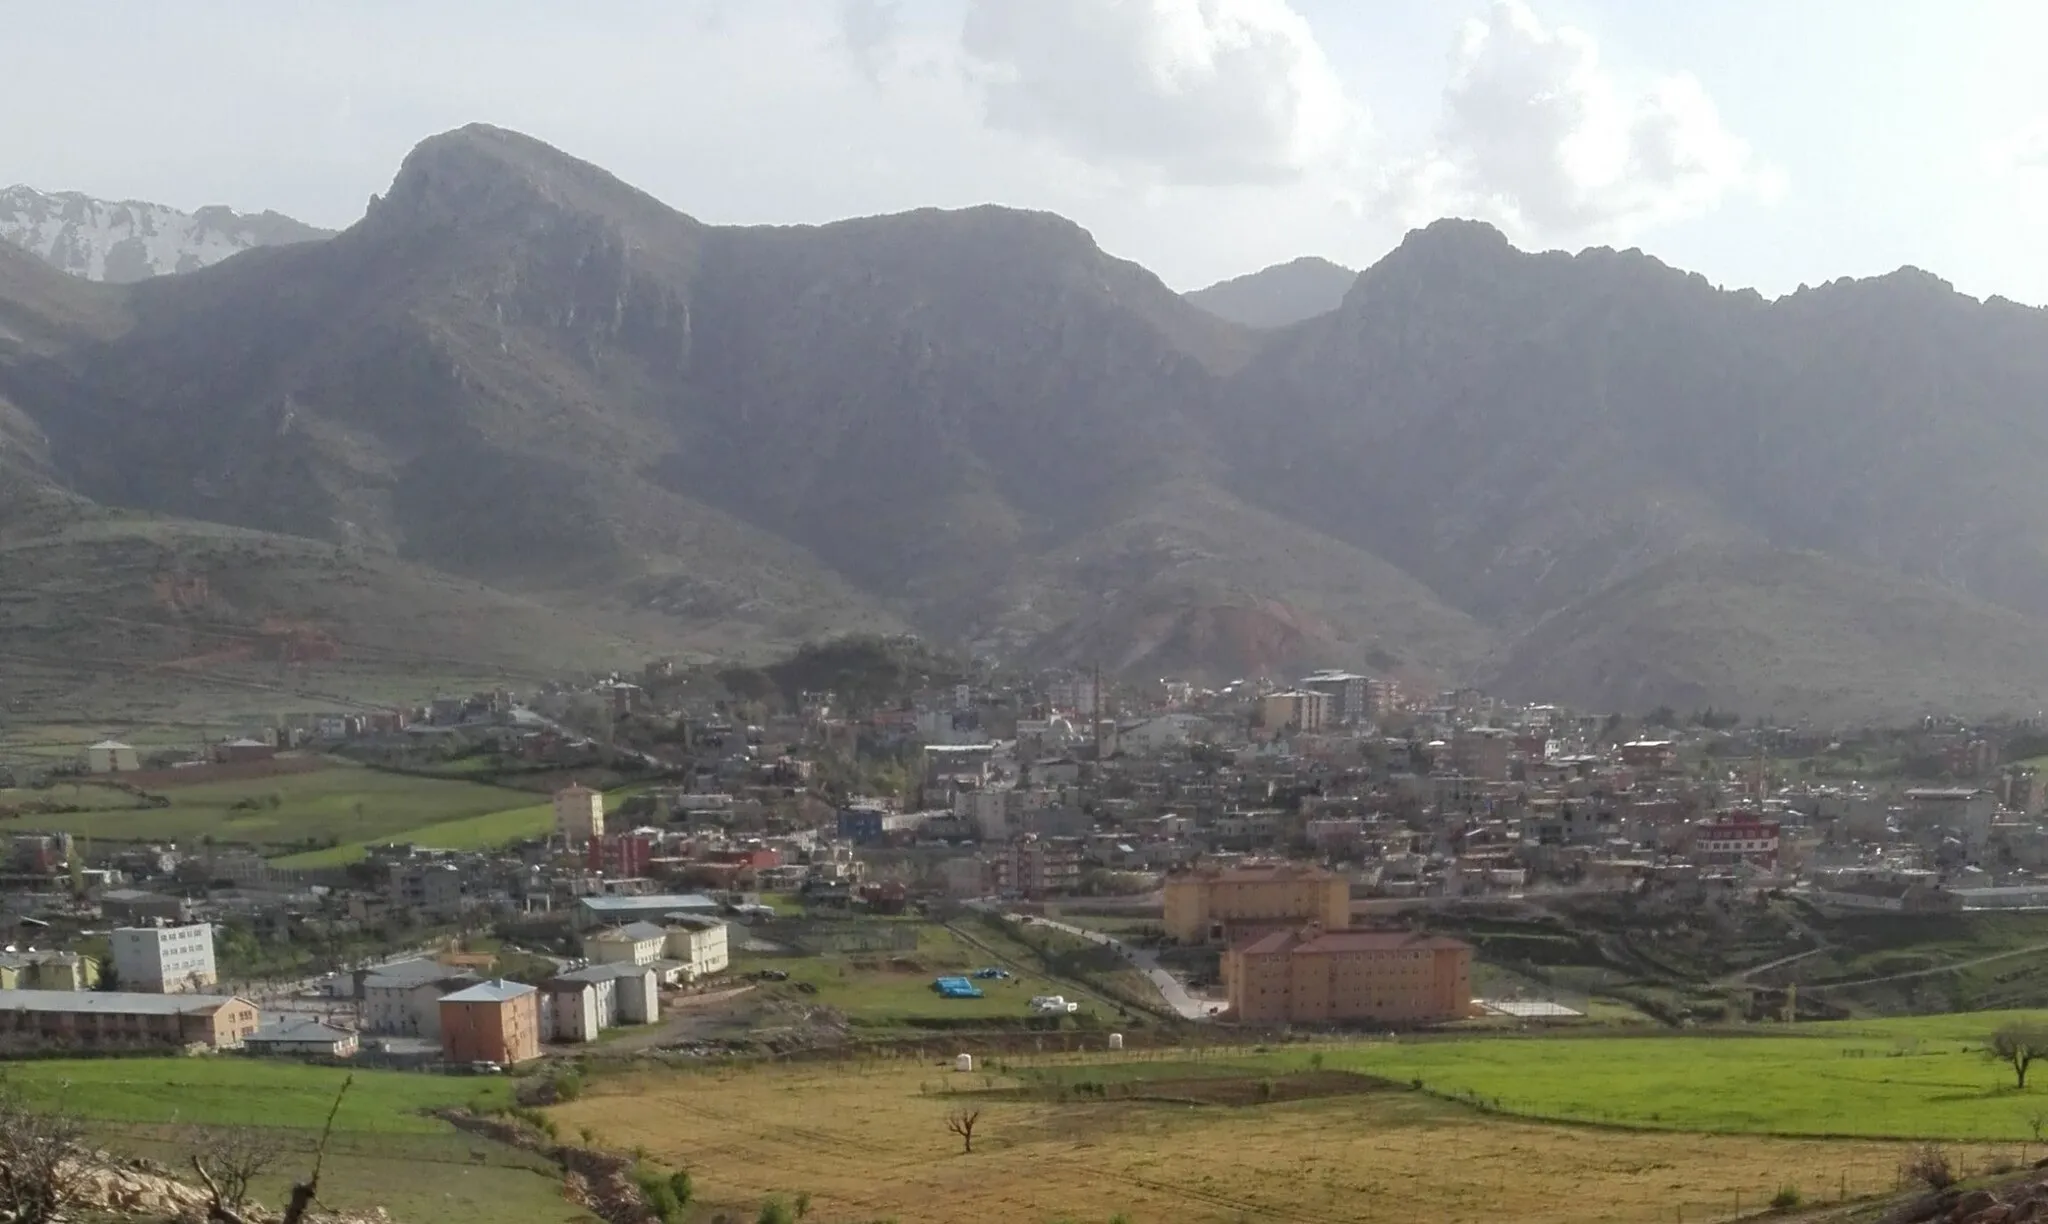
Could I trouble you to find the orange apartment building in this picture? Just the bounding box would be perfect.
[1164,863,1351,944]
[1224,926,1473,1025]
[439,979,541,1065]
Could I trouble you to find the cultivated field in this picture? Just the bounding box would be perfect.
[556,1057,1993,1224]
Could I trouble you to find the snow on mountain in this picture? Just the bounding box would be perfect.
[0,186,331,283]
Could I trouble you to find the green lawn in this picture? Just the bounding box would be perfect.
[735,926,1093,1025]
[1,1057,513,1132]
[1226,1011,2048,1141]
[272,783,655,867]
[0,761,533,852]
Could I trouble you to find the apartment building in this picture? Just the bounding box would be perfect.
[439,979,541,1065]
[0,989,259,1051]
[553,784,605,847]
[1259,690,1330,733]
[663,916,730,981]
[387,861,464,917]
[111,924,217,993]
[993,837,1082,899]
[1224,926,1472,1025]
[1164,863,1351,944]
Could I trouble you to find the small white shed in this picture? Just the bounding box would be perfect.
[954,1053,974,1072]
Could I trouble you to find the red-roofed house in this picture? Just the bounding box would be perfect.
[1223,925,1473,1025]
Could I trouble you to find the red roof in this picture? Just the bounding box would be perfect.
[1230,926,1469,956]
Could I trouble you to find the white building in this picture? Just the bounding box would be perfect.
[111,924,216,993]
[553,784,605,847]
[86,740,139,774]
[662,917,730,982]
[583,921,666,966]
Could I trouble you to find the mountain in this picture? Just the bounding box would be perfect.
[8,127,2048,719]
[1186,256,1356,328]
[0,185,330,283]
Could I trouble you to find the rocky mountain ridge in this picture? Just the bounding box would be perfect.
[0,184,329,282]
[6,124,2048,719]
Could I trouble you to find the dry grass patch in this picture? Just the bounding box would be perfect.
[555,1060,1999,1224]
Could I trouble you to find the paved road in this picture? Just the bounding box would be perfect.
[1011,914,1217,1021]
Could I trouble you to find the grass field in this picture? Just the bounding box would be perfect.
[0,760,533,851]
[270,798,554,868]
[556,1058,1999,1224]
[6,1058,585,1223]
[736,925,1101,1025]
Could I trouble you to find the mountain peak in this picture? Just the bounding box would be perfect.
[374,124,699,239]
[1187,254,1357,329]
[0,185,328,283]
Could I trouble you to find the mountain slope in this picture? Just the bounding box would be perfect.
[0,185,330,283]
[1187,255,1355,328]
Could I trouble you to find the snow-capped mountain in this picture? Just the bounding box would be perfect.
[0,186,331,283]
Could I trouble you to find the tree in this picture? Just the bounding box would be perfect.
[945,1109,981,1154]
[1990,1023,2048,1089]
[190,1126,286,1217]
[0,1078,87,1224]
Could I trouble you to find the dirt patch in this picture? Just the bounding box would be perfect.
[1048,1071,1397,1107]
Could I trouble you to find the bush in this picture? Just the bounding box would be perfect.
[1901,1143,1955,1191]
[552,1072,583,1103]
[635,1171,684,1223]
[1257,1079,1276,1102]
[758,1198,797,1224]
[1770,1185,1802,1211]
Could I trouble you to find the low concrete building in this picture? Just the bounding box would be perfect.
[0,989,259,1051]
[111,924,217,993]
[86,740,139,774]
[0,950,98,991]
[662,917,730,982]
[584,921,667,967]
[360,961,482,1038]
[544,979,602,1043]
[244,1017,359,1058]
[574,894,721,930]
[440,979,541,1066]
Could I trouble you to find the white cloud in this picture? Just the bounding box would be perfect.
[1385,0,1776,239]
[1986,118,2048,173]
[953,0,1369,186]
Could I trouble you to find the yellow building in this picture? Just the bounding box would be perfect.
[553,784,605,847]
[1164,863,1351,944]
[1224,926,1472,1025]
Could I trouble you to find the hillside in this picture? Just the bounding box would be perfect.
[8,127,2048,716]
[1186,255,1356,328]
[0,185,330,282]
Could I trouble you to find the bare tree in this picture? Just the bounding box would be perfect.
[1989,1024,2048,1089]
[945,1110,980,1155]
[0,1078,87,1224]
[189,1126,287,1219]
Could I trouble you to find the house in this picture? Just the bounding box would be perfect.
[552,962,658,1028]
[0,950,98,991]
[544,978,602,1043]
[0,989,260,1051]
[98,889,193,925]
[244,1016,359,1058]
[583,921,667,966]
[388,862,464,917]
[662,916,730,982]
[212,738,277,765]
[1259,691,1330,733]
[1693,813,1781,869]
[111,924,217,993]
[1223,926,1473,1025]
[85,741,139,774]
[1163,863,1351,944]
[439,979,542,1066]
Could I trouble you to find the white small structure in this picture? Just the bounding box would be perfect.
[86,740,139,774]
[954,1053,974,1072]
[1107,1032,1124,1050]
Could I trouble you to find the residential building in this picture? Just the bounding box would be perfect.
[1164,863,1351,944]
[553,784,605,847]
[98,889,192,925]
[0,989,259,1051]
[86,740,139,774]
[1904,788,1997,845]
[1300,672,1370,725]
[586,831,656,878]
[1450,728,1513,782]
[583,921,667,966]
[0,951,98,991]
[662,916,730,981]
[111,924,217,993]
[244,1017,359,1058]
[1260,690,1330,732]
[556,962,658,1024]
[360,961,483,1038]
[544,978,603,1044]
[1224,926,1473,1025]
[439,979,542,1066]
[993,837,1082,899]
[1693,813,1781,869]
[387,862,464,917]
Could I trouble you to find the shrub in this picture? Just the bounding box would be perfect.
[1257,1079,1276,1102]
[1901,1143,1955,1191]
[758,1197,797,1224]
[1770,1185,1802,1211]
[552,1072,584,1103]
[669,1171,694,1208]
[635,1171,684,1223]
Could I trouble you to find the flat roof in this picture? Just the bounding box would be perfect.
[440,979,537,1003]
[577,894,718,912]
[0,989,246,1016]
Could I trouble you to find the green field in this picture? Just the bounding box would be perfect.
[271,799,555,868]
[736,925,1106,1025]
[0,761,535,852]
[1104,1011,2048,1141]
[1,1057,514,1131]
[1,1058,588,1223]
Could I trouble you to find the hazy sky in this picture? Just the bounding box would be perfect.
[6,0,2047,300]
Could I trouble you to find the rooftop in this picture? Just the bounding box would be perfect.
[0,989,247,1016]
[591,921,669,942]
[440,978,537,1004]
[576,894,719,913]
